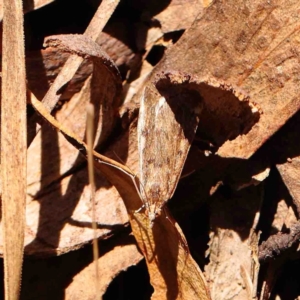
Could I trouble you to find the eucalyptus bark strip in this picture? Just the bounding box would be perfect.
[1,0,27,298]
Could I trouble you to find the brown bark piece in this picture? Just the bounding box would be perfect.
[277,159,300,215]
[141,0,300,159]
[259,221,300,262]
[205,185,263,300]
[154,0,205,33]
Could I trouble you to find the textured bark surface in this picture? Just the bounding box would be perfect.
[0,0,54,20]
[1,0,27,299]
[136,0,300,160]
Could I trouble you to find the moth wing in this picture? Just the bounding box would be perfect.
[138,76,202,209]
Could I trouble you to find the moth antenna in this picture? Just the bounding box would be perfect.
[86,103,100,299]
[112,151,151,211]
[137,176,151,211]
[112,150,126,166]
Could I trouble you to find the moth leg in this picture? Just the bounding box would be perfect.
[163,207,190,254]
[134,204,146,213]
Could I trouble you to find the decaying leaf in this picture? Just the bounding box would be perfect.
[23,34,125,254]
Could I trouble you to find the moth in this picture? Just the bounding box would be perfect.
[137,71,203,225]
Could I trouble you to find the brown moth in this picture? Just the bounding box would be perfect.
[138,71,203,224]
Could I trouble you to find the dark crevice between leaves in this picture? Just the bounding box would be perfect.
[103,260,153,300]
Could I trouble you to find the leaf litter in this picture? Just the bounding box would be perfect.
[2,0,300,299]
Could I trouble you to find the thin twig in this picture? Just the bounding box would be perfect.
[86,103,100,299]
[259,221,300,262]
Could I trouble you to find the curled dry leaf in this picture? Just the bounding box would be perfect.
[1,34,124,255]
[26,0,120,136]
[27,21,136,101]
[43,34,122,144]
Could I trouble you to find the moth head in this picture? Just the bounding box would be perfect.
[148,207,162,228]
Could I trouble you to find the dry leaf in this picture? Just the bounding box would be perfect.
[24,38,125,254]
[26,21,135,101]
